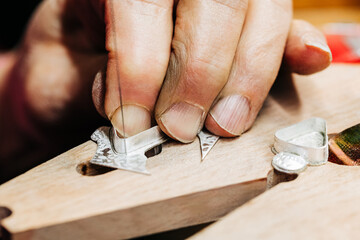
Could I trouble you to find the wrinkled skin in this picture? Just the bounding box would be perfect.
[0,0,331,182]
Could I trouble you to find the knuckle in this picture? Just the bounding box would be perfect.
[209,0,248,12]
[181,58,227,94]
[129,0,173,10]
[114,0,173,17]
[267,0,292,13]
[170,40,228,103]
[190,57,226,78]
[108,52,166,83]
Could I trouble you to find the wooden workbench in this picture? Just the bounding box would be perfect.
[0,63,359,239]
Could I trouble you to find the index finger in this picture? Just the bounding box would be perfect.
[104,0,174,137]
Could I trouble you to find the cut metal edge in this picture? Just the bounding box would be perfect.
[198,130,220,161]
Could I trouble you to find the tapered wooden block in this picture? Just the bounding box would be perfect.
[0,64,359,239]
[190,163,360,240]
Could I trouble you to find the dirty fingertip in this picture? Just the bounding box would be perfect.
[110,105,151,137]
[158,102,205,143]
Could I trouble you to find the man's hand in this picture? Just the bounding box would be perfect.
[96,0,332,142]
[0,0,331,177]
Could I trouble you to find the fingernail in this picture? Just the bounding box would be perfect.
[209,95,250,136]
[110,105,151,137]
[159,102,205,143]
[302,33,332,61]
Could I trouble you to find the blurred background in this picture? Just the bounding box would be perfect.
[0,0,42,50]
[0,0,360,50]
[294,0,360,25]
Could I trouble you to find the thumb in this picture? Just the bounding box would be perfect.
[284,19,332,75]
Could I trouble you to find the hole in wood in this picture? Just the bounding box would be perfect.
[266,169,298,189]
[0,207,11,221]
[145,145,162,158]
[0,206,12,240]
[76,162,114,176]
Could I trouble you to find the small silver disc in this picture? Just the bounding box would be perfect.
[272,152,308,174]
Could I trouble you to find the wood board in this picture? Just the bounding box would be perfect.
[190,163,360,240]
[0,64,359,239]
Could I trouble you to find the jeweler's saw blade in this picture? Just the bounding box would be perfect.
[105,0,220,166]
[109,0,127,154]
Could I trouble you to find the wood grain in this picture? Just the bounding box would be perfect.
[190,163,360,240]
[0,64,360,239]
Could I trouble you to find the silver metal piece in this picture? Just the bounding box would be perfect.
[198,130,220,161]
[91,125,220,174]
[272,152,308,174]
[90,126,168,174]
[273,117,328,166]
[111,126,168,155]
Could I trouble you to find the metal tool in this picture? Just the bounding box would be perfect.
[109,0,128,155]
[272,117,329,174]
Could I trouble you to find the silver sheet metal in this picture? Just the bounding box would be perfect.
[90,126,219,175]
[90,126,168,175]
[272,117,328,174]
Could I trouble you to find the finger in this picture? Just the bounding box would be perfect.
[92,66,107,119]
[155,0,248,143]
[205,0,292,137]
[104,0,173,137]
[284,19,332,75]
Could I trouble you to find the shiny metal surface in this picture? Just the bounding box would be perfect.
[198,130,220,161]
[272,152,308,174]
[90,123,220,174]
[273,117,328,166]
[90,126,168,174]
[112,126,168,155]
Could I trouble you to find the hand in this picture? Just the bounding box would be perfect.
[92,0,331,141]
[0,0,331,181]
